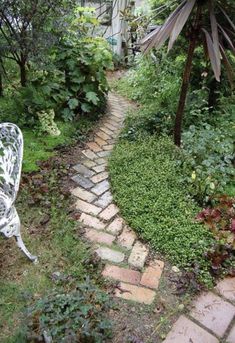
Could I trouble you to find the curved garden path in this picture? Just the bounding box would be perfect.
[70,91,235,342]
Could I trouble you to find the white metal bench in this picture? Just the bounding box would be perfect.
[0,123,37,262]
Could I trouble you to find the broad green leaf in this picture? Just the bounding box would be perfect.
[68,98,79,109]
[86,91,99,105]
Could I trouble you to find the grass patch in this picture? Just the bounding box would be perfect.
[109,135,215,285]
[22,118,95,172]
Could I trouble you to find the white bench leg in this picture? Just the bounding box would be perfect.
[14,214,38,263]
[1,210,38,263]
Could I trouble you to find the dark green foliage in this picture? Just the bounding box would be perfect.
[27,280,113,342]
[179,122,234,204]
[109,136,214,284]
[55,37,112,121]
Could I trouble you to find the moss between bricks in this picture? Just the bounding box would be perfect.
[109,135,215,285]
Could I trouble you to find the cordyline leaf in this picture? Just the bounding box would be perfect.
[220,44,234,89]
[168,0,196,51]
[219,7,235,32]
[209,0,221,78]
[141,0,186,53]
[202,28,221,81]
[218,24,235,55]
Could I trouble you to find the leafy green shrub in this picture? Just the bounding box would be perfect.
[55,37,113,121]
[178,123,235,204]
[27,280,113,342]
[109,135,215,284]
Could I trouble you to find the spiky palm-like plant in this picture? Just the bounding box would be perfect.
[141,0,235,146]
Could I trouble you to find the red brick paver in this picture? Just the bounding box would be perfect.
[140,260,164,289]
[102,265,141,284]
[84,229,115,245]
[115,282,156,305]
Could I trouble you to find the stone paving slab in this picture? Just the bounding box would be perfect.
[226,324,235,343]
[163,316,219,343]
[190,292,235,337]
[215,277,235,302]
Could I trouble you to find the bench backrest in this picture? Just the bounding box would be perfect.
[0,123,23,204]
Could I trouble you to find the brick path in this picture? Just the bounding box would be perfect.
[71,92,164,305]
[71,91,235,342]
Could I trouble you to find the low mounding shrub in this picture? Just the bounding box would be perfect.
[179,123,234,204]
[27,279,113,342]
[109,135,215,285]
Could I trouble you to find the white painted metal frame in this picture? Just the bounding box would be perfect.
[0,123,37,262]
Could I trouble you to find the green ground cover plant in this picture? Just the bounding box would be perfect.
[109,136,215,284]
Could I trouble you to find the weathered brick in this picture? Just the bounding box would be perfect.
[94,191,113,209]
[87,142,102,152]
[97,151,111,158]
[94,136,107,147]
[96,130,111,141]
[103,144,114,151]
[115,282,155,305]
[84,229,115,245]
[95,246,125,263]
[80,213,105,230]
[100,126,113,136]
[140,260,164,289]
[104,122,116,131]
[128,242,149,269]
[82,149,97,160]
[73,164,95,177]
[106,217,124,235]
[102,265,141,284]
[215,277,235,302]
[163,316,219,343]
[71,186,96,203]
[91,171,109,184]
[75,199,102,215]
[71,174,94,189]
[190,292,235,337]
[95,157,107,165]
[92,164,106,173]
[106,119,119,128]
[91,180,110,196]
[99,204,119,221]
[117,227,136,249]
[227,324,235,343]
[82,159,96,168]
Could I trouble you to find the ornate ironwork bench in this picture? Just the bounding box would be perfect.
[0,123,37,262]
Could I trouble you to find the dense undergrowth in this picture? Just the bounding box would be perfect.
[110,54,235,284]
[0,155,112,343]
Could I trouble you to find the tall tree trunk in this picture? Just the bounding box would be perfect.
[19,62,27,87]
[0,57,3,97]
[0,72,3,97]
[174,6,201,147]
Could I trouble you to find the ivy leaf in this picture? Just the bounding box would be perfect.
[68,98,79,110]
[86,91,99,105]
